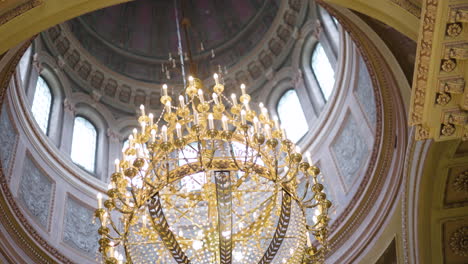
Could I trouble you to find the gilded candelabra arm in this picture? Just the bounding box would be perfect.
[228,141,244,171]
[204,137,217,169]
[300,177,312,201]
[106,214,123,237]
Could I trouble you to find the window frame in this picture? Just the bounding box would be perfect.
[310,42,336,101]
[31,75,54,135]
[276,88,310,143]
[71,115,99,174]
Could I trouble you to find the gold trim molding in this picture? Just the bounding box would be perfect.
[0,0,43,27]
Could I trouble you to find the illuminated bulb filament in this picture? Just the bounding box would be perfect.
[240,83,246,95]
[231,93,238,106]
[162,84,168,97]
[198,89,205,103]
[212,93,220,105]
[165,101,171,114]
[148,113,154,126]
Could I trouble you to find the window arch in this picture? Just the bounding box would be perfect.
[71,116,98,173]
[311,42,336,101]
[277,89,309,143]
[31,76,53,134]
[19,45,32,85]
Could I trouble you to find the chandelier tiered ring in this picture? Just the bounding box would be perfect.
[95,74,332,264]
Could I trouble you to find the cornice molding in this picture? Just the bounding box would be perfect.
[0,0,43,27]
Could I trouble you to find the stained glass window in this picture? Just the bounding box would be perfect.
[311,43,335,100]
[277,89,309,143]
[19,46,32,85]
[31,76,52,134]
[71,117,97,173]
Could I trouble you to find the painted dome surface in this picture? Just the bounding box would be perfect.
[69,0,279,82]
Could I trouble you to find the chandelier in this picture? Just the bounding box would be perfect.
[94,2,331,263]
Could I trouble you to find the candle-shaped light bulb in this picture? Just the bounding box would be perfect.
[161,125,168,142]
[240,83,246,95]
[305,151,312,164]
[243,100,251,111]
[259,102,264,109]
[97,193,102,209]
[208,113,214,129]
[212,93,220,105]
[142,214,147,227]
[150,129,156,142]
[162,84,168,96]
[194,110,199,125]
[179,95,185,108]
[140,104,145,116]
[148,113,154,126]
[273,116,280,130]
[265,124,272,139]
[222,115,228,131]
[253,116,259,132]
[114,159,120,172]
[165,101,171,114]
[175,123,182,138]
[133,128,138,139]
[198,89,204,103]
[231,93,238,106]
[241,110,247,125]
[213,73,219,85]
[109,242,115,258]
[188,76,194,85]
[141,121,146,132]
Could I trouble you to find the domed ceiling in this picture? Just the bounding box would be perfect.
[68,0,279,83]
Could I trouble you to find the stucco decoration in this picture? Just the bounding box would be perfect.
[454,171,468,193]
[355,56,377,128]
[18,156,52,228]
[449,226,468,257]
[331,114,369,188]
[0,102,17,173]
[63,197,99,256]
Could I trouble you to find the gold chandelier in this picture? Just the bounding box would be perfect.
[94,73,332,264]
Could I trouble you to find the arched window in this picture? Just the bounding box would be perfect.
[31,76,53,134]
[71,116,97,173]
[311,43,335,101]
[277,89,309,143]
[19,46,32,85]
